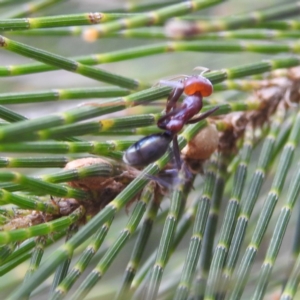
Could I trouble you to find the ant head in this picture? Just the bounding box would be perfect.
[157,68,213,97]
[184,74,213,97]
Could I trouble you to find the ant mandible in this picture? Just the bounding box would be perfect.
[123,72,219,169]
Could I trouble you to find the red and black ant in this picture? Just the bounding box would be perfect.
[123,73,219,169]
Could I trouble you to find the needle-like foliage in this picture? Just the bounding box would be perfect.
[0,0,300,299]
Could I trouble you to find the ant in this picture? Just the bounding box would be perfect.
[123,72,219,169]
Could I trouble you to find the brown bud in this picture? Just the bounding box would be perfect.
[64,157,114,191]
[182,124,219,160]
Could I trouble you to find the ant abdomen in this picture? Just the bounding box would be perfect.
[123,132,173,166]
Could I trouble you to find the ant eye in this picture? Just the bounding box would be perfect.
[184,76,213,97]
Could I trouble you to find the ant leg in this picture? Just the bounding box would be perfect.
[182,161,194,184]
[159,79,184,113]
[157,106,184,130]
[187,106,219,124]
[158,106,181,121]
[172,135,182,170]
[166,87,184,113]
[157,85,184,130]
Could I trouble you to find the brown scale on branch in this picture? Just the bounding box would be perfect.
[64,157,141,217]
[1,158,141,230]
[219,67,300,153]
[64,157,168,215]
[1,210,46,231]
[1,197,81,231]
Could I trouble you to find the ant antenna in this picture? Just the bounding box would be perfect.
[159,79,184,89]
[193,66,211,76]
[153,74,189,88]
